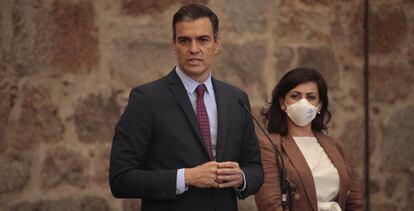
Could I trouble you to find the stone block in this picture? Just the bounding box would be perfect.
[110,40,175,87]
[0,84,17,152]
[405,176,414,210]
[384,176,398,198]
[0,150,32,194]
[74,93,119,144]
[349,0,364,57]
[274,47,294,73]
[46,0,99,73]
[11,196,110,211]
[274,5,331,42]
[10,0,40,76]
[80,196,110,211]
[299,0,338,5]
[369,3,408,55]
[10,201,33,211]
[181,0,209,5]
[121,0,177,16]
[340,119,365,170]
[41,146,88,188]
[297,47,339,88]
[120,0,209,16]
[380,105,414,172]
[4,85,63,151]
[93,146,111,186]
[11,0,99,75]
[213,41,266,87]
[228,0,267,33]
[370,64,413,103]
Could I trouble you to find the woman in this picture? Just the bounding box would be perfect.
[254,67,363,211]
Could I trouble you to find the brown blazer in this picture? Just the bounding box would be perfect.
[255,132,363,211]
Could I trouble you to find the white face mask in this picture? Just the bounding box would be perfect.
[285,98,320,127]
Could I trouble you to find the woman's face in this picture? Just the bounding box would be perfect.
[280,81,321,110]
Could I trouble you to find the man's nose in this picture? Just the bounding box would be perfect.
[190,40,200,54]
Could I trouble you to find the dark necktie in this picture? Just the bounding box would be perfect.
[195,84,214,160]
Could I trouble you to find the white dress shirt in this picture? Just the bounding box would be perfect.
[175,66,217,194]
[293,136,341,211]
[174,66,246,195]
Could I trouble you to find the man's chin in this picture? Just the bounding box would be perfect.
[183,66,206,74]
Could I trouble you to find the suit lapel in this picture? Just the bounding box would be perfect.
[315,133,349,207]
[212,78,228,161]
[166,70,210,158]
[281,135,318,211]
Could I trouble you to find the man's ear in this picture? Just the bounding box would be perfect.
[214,35,221,54]
[172,42,177,53]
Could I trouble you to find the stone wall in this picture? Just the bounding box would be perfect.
[0,0,412,210]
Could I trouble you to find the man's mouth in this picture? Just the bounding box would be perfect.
[187,58,203,65]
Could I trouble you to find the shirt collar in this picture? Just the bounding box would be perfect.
[175,65,214,95]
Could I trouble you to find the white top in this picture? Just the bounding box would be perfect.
[293,137,341,211]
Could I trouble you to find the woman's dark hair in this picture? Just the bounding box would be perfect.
[262,67,331,136]
[172,4,219,41]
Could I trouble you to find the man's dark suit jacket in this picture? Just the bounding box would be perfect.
[109,70,264,211]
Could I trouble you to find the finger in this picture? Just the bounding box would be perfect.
[204,161,219,167]
[212,183,220,188]
[217,174,241,182]
[209,166,218,172]
[208,180,220,188]
[218,180,240,188]
[218,161,239,169]
[217,168,241,175]
[202,163,218,172]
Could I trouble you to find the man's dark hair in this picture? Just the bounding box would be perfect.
[172,4,219,41]
[262,67,332,136]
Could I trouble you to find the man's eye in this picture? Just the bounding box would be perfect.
[178,39,189,43]
[198,37,210,43]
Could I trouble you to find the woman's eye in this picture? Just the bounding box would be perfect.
[291,94,299,99]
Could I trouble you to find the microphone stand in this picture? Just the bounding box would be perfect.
[239,100,295,211]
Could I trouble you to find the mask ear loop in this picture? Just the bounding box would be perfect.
[280,99,288,112]
[316,103,322,114]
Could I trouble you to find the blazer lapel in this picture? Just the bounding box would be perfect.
[281,135,318,211]
[315,133,349,207]
[166,70,210,158]
[212,78,228,161]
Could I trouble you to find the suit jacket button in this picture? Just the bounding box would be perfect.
[346,190,351,196]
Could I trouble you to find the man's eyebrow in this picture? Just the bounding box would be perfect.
[177,35,190,39]
[177,34,211,39]
[197,35,210,38]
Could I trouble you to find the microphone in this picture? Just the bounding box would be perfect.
[238,99,291,209]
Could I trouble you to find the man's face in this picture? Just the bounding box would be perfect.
[173,17,220,82]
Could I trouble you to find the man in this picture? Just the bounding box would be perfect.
[109,4,263,211]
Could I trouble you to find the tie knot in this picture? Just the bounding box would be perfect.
[196,84,206,97]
